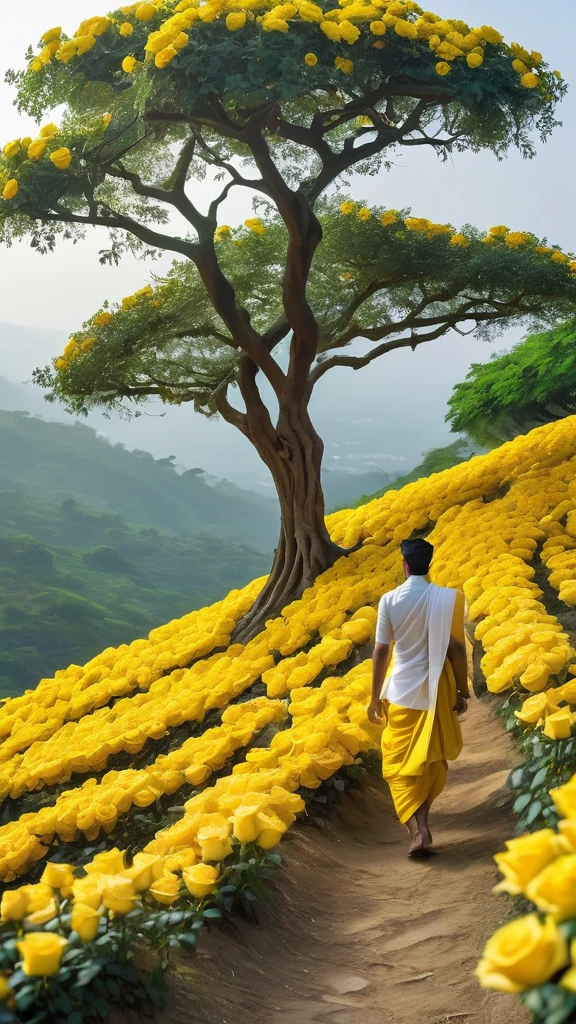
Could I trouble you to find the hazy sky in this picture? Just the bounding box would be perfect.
[0,1,574,487]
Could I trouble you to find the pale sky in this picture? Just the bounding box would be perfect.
[0,1,574,487]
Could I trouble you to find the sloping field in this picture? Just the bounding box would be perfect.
[1,415,576,1021]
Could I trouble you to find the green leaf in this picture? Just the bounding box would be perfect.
[202,908,222,920]
[178,933,198,952]
[513,792,532,813]
[509,768,524,789]
[93,997,111,1019]
[526,800,543,825]
[532,766,550,789]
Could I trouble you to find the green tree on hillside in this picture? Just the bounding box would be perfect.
[1,1,575,635]
[447,320,576,446]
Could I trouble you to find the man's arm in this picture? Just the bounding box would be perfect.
[367,642,392,724]
[447,590,470,712]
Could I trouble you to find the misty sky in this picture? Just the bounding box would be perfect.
[0,1,574,488]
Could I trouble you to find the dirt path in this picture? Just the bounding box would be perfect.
[153,695,530,1024]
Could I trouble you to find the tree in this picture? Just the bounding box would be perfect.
[447,320,576,446]
[1,1,574,636]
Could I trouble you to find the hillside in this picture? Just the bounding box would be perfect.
[0,489,269,697]
[0,408,279,553]
[1,416,576,1024]
[350,437,484,508]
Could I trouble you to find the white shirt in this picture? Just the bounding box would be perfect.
[376,576,455,711]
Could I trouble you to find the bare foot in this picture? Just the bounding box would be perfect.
[408,829,433,857]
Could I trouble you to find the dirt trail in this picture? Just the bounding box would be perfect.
[151,695,530,1024]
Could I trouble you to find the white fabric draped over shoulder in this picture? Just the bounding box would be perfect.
[376,576,457,712]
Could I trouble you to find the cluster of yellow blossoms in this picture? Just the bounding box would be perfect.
[29,1,556,89]
[339,201,576,267]
[477,774,576,994]
[1,122,74,202]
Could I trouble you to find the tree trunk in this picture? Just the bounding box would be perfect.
[232,402,346,643]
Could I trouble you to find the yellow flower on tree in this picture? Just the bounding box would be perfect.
[304,53,318,66]
[340,201,355,215]
[520,72,539,89]
[2,180,18,201]
[435,62,451,76]
[50,148,72,170]
[358,207,370,221]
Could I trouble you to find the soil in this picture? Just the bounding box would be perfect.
[141,694,531,1024]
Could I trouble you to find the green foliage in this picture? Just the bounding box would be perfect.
[447,320,576,446]
[0,409,278,550]
[33,201,576,423]
[0,419,271,695]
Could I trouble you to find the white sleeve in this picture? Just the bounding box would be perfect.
[376,594,393,645]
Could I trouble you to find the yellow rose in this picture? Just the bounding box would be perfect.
[135,3,158,20]
[1,887,29,922]
[552,776,576,818]
[123,853,164,892]
[466,52,483,68]
[155,46,177,68]
[49,148,72,170]
[122,55,137,73]
[226,11,246,30]
[544,707,573,741]
[3,140,20,158]
[41,862,75,893]
[197,824,233,863]
[435,61,451,76]
[85,848,125,875]
[41,26,62,44]
[514,692,555,725]
[526,855,576,920]
[71,902,102,942]
[100,875,138,915]
[71,876,103,911]
[119,22,134,36]
[17,933,67,978]
[182,863,218,899]
[494,829,565,895]
[231,805,261,844]
[2,180,18,201]
[476,914,568,992]
[26,899,58,926]
[149,872,181,905]
[28,139,49,161]
[39,123,59,139]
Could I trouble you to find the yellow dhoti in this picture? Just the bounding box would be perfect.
[381,660,463,824]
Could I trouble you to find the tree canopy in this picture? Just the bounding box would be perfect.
[447,320,576,447]
[0,0,572,632]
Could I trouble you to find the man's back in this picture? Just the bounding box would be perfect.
[376,575,456,710]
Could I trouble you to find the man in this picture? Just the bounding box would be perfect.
[367,538,470,857]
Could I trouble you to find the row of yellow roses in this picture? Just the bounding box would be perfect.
[0,697,286,883]
[0,577,262,766]
[0,656,381,988]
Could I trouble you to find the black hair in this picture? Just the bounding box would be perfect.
[400,538,434,576]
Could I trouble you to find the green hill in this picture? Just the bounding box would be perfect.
[0,488,269,697]
[350,438,484,508]
[0,408,279,552]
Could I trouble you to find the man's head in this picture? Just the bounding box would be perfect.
[400,538,434,577]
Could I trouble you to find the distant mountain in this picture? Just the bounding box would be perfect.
[0,488,269,696]
[0,409,279,553]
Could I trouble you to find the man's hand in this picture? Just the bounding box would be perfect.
[453,694,469,717]
[367,700,384,725]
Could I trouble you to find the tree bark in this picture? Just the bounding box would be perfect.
[232,397,345,643]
